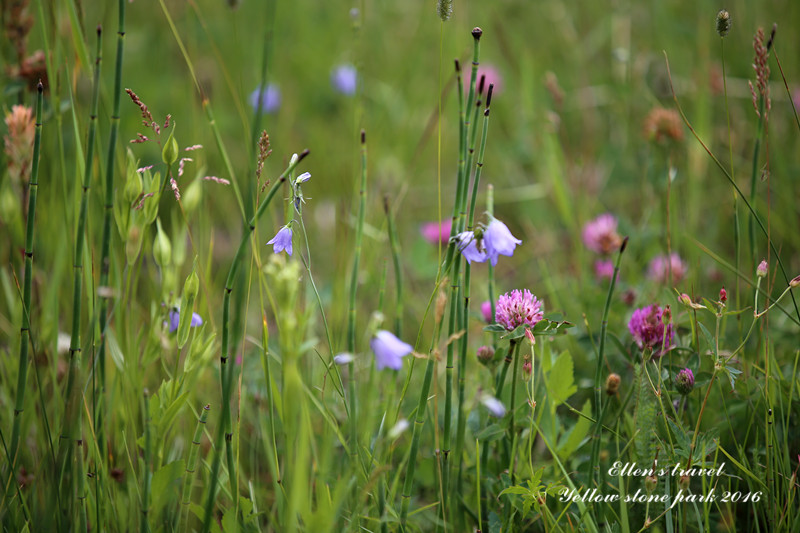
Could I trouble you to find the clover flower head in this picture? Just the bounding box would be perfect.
[420,220,452,245]
[464,64,504,96]
[675,368,695,395]
[628,304,674,356]
[495,289,543,331]
[249,84,281,114]
[582,214,622,255]
[370,330,413,371]
[267,225,293,256]
[331,64,358,96]
[167,308,204,333]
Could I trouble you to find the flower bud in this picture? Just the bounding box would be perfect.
[678,474,690,491]
[644,475,658,494]
[476,345,495,364]
[719,286,727,303]
[757,260,768,278]
[153,219,172,269]
[662,305,671,324]
[523,360,532,379]
[606,373,621,395]
[790,275,800,288]
[675,368,695,395]
[162,132,179,166]
[715,10,731,37]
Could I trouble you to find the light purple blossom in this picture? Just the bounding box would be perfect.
[582,214,622,255]
[495,289,544,331]
[249,84,281,114]
[331,64,358,95]
[333,353,354,365]
[370,330,413,371]
[267,225,293,256]
[455,231,488,264]
[168,308,203,333]
[420,220,452,245]
[483,218,522,266]
[481,395,507,417]
[648,253,687,285]
[628,304,674,356]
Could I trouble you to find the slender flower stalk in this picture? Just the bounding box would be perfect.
[9,79,43,509]
[384,196,403,336]
[588,237,627,521]
[201,150,309,533]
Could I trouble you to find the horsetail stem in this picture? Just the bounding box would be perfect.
[180,404,210,532]
[9,78,44,485]
[384,196,403,336]
[201,149,308,533]
[95,0,126,468]
[454,87,494,516]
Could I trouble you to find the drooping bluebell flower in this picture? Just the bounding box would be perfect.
[168,308,204,333]
[331,64,358,95]
[249,84,281,114]
[267,225,293,256]
[455,231,488,264]
[483,217,522,266]
[370,330,413,370]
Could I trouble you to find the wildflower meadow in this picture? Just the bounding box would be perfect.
[3,1,800,531]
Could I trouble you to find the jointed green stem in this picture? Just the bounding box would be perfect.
[201,151,308,533]
[9,75,44,496]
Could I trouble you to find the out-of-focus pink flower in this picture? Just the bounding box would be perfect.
[480,300,493,324]
[594,259,615,282]
[420,220,452,245]
[648,253,687,285]
[464,63,503,96]
[582,214,622,255]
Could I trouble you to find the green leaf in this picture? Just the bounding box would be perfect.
[483,324,507,333]
[558,399,592,459]
[475,424,506,443]
[547,351,577,405]
[150,460,184,517]
[697,322,716,356]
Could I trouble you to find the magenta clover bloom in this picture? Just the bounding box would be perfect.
[495,289,544,331]
[582,214,622,255]
[420,220,452,246]
[267,225,293,256]
[168,308,203,333]
[331,64,358,95]
[647,253,687,285]
[675,368,694,395]
[370,330,413,370]
[628,304,674,356]
[249,84,281,114]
